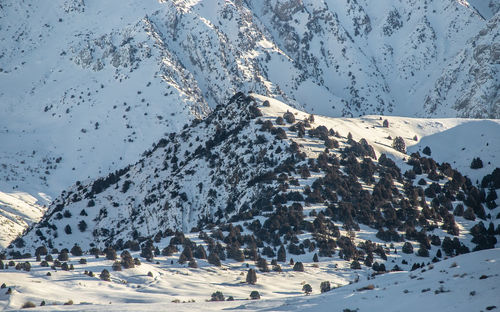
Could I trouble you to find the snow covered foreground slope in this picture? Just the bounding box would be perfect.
[0,248,498,311]
[237,249,500,312]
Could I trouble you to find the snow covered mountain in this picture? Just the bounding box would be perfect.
[2,93,499,311]
[0,192,47,249]
[12,94,500,266]
[424,12,500,118]
[1,0,499,248]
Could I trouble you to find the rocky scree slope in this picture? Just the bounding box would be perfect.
[11,94,500,280]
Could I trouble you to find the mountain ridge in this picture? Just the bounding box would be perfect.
[10,94,499,271]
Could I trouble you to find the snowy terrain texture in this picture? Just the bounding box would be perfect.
[0,247,498,311]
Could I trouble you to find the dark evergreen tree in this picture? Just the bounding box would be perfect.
[470,157,483,169]
[121,250,135,269]
[246,268,257,284]
[417,245,429,257]
[463,207,476,221]
[194,245,207,259]
[78,220,87,232]
[35,246,48,257]
[320,281,331,293]
[140,240,155,260]
[250,290,261,300]
[350,260,361,269]
[313,253,319,262]
[58,250,69,261]
[104,247,117,260]
[392,136,406,153]
[422,146,431,156]
[283,111,296,123]
[161,245,178,256]
[64,224,72,235]
[256,257,269,272]
[293,261,304,272]
[453,204,464,216]
[441,237,454,256]
[112,261,122,271]
[100,269,110,281]
[402,242,414,254]
[208,252,221,267]
[302,284,312,295]
[70,245,82,256]
[277,245,286,262]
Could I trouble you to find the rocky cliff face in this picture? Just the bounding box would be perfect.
[424,13,500,118]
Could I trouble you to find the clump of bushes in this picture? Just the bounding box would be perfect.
[211,291,225,301]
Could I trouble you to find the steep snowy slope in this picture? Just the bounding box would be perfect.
[424,12,500,118]
[0,191,47,248]
[468,0,500,19]
[0,0,210,240]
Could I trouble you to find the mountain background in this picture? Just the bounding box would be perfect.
[0,0,499,246]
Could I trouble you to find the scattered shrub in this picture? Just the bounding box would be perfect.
[250,290,261,300]
[21,301,36,309]
[71,245,83,256]
[422,146,431,156]
[283,111,295,123]
[320,281,331,293]
[293,261,304,272]
[100,269,110,281]
[302,284,312,295]
[470,157,483,169]
[211,291,225,301]
[112,261,122,271]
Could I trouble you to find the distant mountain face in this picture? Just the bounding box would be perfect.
[0,0,499,248]
[424,13,500,118]
[468,0,500,19]
[0,1,497,193]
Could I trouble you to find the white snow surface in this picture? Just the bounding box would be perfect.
[0,192,47,248]
[0,247,498,311]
